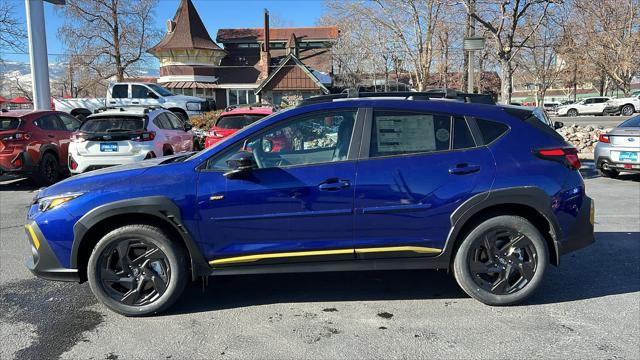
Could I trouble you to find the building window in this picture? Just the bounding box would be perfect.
[227,89,256,105]
[238,43,260,48]
[270,42,286,49]
[299,42,326,48]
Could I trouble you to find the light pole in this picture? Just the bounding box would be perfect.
[24,0,65,110]
[463,37,485,94]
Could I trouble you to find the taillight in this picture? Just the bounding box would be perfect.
[535,147,581,170]
[207,130,223,138]
[2,132,31,141]
[133,131,156,142]
[69,157,78,170]
[598,134,610,143]
[71,133,86,143]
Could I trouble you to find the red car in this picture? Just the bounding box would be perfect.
[0,110,81,185]
[204,106,274,148]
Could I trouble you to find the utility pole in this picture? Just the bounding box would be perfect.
[466,0,475,93]
[25,0,65,110]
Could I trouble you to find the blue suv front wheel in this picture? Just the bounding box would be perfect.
[87,224,188,316]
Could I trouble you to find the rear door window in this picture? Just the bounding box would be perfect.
[369,110,451,158]
[154,114,172,129]
[34,114,64,130]
[80,117,145,132]
[165,112,184,130]
[452,117,476,149]
[111,85,128,98]
[0,117,20,130]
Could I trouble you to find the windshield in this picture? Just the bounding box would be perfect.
[147,84,174,97]
[620,115,640,128]
[0,117,20,131]
[80,116,146,132]
[215,114,266,129]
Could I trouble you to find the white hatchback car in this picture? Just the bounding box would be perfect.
[68,107,193,173]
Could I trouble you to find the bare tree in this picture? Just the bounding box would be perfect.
[463,0,561,104]
[570,0,640,96]
[0,0,26,58]
[58,0,160,82]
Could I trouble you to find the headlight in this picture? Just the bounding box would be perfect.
[37,192,83,212]
[186,102,202,111]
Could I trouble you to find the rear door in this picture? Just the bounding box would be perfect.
[108,84,130,107]
[56,113,82,162]
[353,109,496,259]
[165,111,192,152]
[33,114,69,163]
[154,113,182,153]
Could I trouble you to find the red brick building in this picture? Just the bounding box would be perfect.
[149,0,337,108]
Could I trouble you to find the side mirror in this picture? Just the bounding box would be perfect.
[554,121,564,129]
[223,151,256,178]
[147,91,159,99]
[183,122,193,131]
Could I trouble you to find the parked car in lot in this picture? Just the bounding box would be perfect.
[603,93,640,116]
[54,82,211,122]
[542,102,560,115]
[595,114,640,177]
[204,105,275,148]
[556,97,612,117]
[0,109,81,184]
[68,107,193,174]
[25,90,594,316]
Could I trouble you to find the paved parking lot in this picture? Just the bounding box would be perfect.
[550,115,632,127]
[1,167,639,359]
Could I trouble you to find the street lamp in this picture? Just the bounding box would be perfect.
[25,0,65,110]
[463,36,485,93]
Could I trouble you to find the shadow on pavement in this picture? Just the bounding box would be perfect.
[0,176,41,192]
[167,231,639,315]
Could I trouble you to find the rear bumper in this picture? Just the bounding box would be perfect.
[24,222,80,282]
[0,150,37,175]
[559,196,595,256]
[69,151,152,174]
[596,156,640,173]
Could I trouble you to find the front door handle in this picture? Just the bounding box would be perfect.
[318,178,351,191]
[449,163,481,175]
[47,134,55,138]
[132,101,139,104]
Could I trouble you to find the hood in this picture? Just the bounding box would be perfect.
[166,94,206,103]
[37,155,185,199]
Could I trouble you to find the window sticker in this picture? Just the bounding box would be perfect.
[376,115,436,153]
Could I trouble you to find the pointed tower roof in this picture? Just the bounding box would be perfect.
[287,32,297,48]
[148,0,222,53]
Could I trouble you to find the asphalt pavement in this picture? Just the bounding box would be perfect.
[1,163,639,359]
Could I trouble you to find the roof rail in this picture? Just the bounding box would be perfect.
[298,88,495,106]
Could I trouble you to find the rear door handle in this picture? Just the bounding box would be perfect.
[449,163,480,175]
[132,101,139,104]
[318,178,351,191]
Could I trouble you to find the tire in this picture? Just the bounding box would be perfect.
[621,104,635,116]
[453,215,548,306]
[163,146,174,156]
[87,224,188,316]
[600,168,619,178]
[35,152,60,186]
[567,109,578,117]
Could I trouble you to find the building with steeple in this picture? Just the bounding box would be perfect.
[150,0,338,108]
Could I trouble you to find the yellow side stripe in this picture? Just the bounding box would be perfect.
[208,246,441,265]
[355,246,441,255]
[26,224,40,250]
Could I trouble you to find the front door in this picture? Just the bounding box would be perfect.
[353,110,496,259]
[196,109,361,266]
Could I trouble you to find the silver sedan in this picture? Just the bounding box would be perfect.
[595,115,640,177]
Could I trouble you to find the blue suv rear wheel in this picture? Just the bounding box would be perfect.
[453,216,549,305]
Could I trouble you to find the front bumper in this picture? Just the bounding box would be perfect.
[559,196,595,256]
[24,222,80,282]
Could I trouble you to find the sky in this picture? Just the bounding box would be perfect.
[3,0,326,64]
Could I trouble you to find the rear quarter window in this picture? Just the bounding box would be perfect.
[476,119,509,144]
[0,117,20,130]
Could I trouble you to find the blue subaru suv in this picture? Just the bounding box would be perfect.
[25,91,595,316]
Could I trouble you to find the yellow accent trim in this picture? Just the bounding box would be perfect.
[210,195,224,201]
[355,246,442,255]
[26,225,40,250]
[208,246,442,265]
[209,248,354,265]
[590,200,595,225]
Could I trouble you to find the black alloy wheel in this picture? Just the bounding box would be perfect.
[87,224,188,316]
[467,227,538,295]
[98,239,171,306]
[453,215,548,306]
[37,152,59,185]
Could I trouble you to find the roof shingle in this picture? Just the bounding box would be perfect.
[217,26,339,43]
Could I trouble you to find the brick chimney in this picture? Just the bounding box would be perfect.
[259,9,271,81]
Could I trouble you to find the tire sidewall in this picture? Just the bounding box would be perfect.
[87,225,187,316]
[453,215,549,306]
[36,152,59,185]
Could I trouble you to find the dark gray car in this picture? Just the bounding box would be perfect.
[594,115,640,177]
